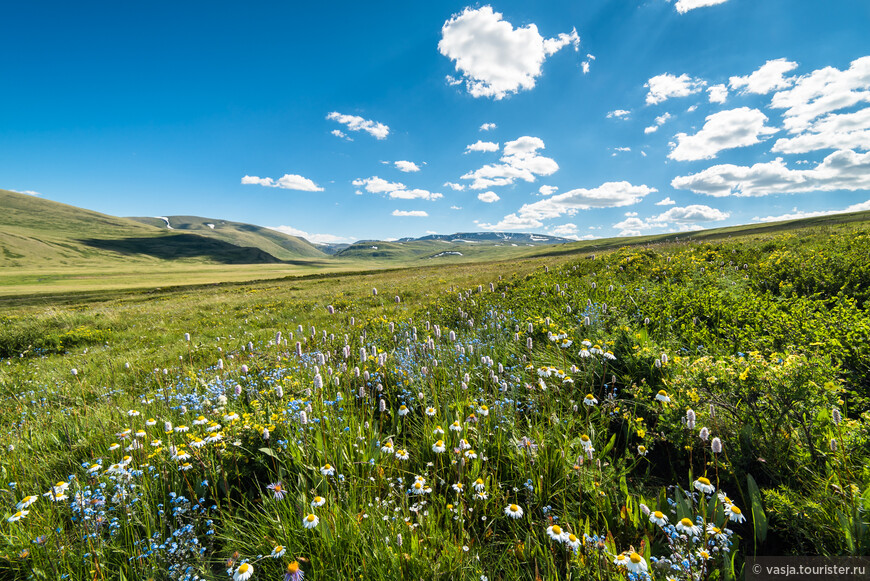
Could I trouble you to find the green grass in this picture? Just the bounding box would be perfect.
[0,218,869,579]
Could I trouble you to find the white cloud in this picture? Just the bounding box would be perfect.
[268,225,352,245]
[465,140,500,153]
[674,0,729,13]
[770,56,870,134]
[450,205,463,210]
[242,174,323,192]
[730,58,799,95]
[771,107,870,154]
[326,112,389,139]
[444,181,466,191]
[708,84,728,103]
[672,149,870,196]
[394,160,421,172]
[392,210,428,217]
[10,189,41,196]
[390,188,443,201]
[331,129,352,141]
[655,197,677,206]
[538,185,558,196]
[480,122,497,131]
[607,109,631,119]
[645,112,672,133]
[478,213,544,231]
[645,73,706,105]
[582,61,591,74]
[353,176,405,194]
[439,6,580,99]
[613,204,729,235]
[514,181,656,222]
[478,191,500,203]
[752,199,870,222]
[461,135,558,189]
[669,107,777,161]
[550,223,582,239]
[687,104,698,113]
[614,146,631,153]
[352,176,441,200]
[657,204,730,222]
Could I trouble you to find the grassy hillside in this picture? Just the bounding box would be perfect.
[336,238,554,262]
[128,215,327,260]
[1,220,869,578]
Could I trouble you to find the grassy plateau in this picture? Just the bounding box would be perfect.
[1,210,870,580]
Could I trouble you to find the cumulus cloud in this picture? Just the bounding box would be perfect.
[671,149,870,196]
[645,73,706,105]
[730,58,799,95]
[607,109,631,119]
[644,112,672,134]
[394,160,421,172]
[752,199,870,222]
[770,57,870,134]
[478,213,544,231]
[480,122,497,131]
[764,57,870,154]
[655,197,677,205]
[268,225,352,245]
[538,185,558,196]
[331,129,352,141]
[439,6,580,99]
[478,191,500,203]
[708,84,728,103]
[613,204,729,235]
[444,182,466,191]
[450,205,463,210]
[771,107,870,154]
[513,181,656,223]
[242,174,323,192]
[392,210,428,217]
[465,140,500,153]
[674,0,729,13]
[461,135,558,189]
[581,61,591,74]
[326,112,389,139]
[668,107,777,161]
[353,176,442,200]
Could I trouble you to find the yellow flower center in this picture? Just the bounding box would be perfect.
[551,525,562,534]
[698,477,711,485]
[436,440,443,446]
[658,390,667,396]
[568,534,578,542]
[306,514,316,522]
[680,518,693,527]
[274,545,283,552]
[654,511,664,518]
[731,506,742,514]
[314,496,322,503]
[630,552,642,564]
[238,564,250,572]
[414,482,422,489]
[510,504,519,512]
[287,562,300,573]
[581,435,590,441]
[324,464,331,470]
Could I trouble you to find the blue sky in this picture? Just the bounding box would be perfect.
[3,0,869,243]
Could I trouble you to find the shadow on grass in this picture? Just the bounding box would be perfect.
[77,234,330,266]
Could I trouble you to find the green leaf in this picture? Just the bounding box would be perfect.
[838,510,855,554]
[602,433,617,456]
[259,447,278,459]
[746,473,768,543]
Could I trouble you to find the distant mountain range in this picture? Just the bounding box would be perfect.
[0,190,570,268]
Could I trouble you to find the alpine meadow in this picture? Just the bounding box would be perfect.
[3,1,870,580]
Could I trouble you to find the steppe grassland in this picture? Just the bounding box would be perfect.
[1,224,869,580]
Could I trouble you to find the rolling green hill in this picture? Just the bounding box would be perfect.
[0,189,290,268]
[127,215,328,260]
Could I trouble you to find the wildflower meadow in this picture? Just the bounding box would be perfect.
[1,225,869,580]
